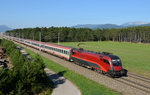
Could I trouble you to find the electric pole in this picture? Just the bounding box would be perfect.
[39,32,41,51]
[33,33,34,40]
[58,33,60,45]
[19,32,20,41]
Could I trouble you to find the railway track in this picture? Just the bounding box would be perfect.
[11,40,150,95]
[116,76,150,94]
[128,72,150,83]
[89,66,150,94]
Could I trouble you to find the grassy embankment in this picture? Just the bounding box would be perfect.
[60,41,150,77]
[21,45,120,95]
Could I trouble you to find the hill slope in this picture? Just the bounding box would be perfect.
[72,22,150,29]
[0,25,12,32]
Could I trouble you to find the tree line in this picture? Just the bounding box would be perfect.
[6,26,150,43]
[0,39,53,95]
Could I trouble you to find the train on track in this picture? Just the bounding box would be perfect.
[5,36,127,77]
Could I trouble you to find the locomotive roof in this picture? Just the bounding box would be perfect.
[107,55,119,59]
[74,48,119,59]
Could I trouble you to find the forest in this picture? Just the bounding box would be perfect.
[0,39,53,95]
[6,26,150,43]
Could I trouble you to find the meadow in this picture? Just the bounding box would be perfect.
[60,41,150,77]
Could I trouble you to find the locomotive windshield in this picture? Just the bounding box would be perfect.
[112,59,121,66]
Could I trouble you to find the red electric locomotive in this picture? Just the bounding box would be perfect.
[71,48,127,77]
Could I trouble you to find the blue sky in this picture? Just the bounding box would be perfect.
[0,0,150,28]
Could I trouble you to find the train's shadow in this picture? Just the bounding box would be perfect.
[113,75,128,78]
[48,71,67,88]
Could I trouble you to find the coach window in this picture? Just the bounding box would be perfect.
[64,51,66,54]
[67,51,68,55]
[66,51,68,55]
[41,45,44,48]
[67,52,69,55]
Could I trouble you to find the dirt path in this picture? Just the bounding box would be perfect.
[45,68,81,95]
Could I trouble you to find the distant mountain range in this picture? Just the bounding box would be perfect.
[0,25,12,32]
[72,22,150,29]
[1,22,150,32]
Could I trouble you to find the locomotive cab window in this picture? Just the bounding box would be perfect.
[112,59,121,66]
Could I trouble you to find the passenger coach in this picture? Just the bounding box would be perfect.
[22,39,73,60]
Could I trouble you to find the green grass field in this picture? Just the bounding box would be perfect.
[22,46,120,95]
[59,41,150,77]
